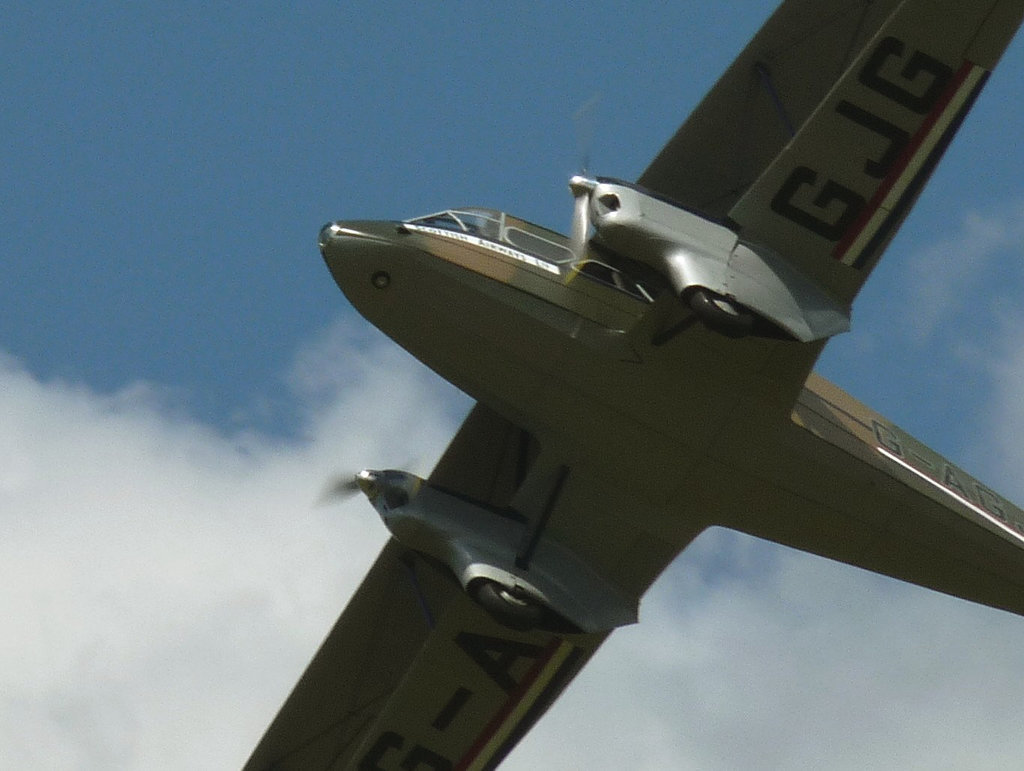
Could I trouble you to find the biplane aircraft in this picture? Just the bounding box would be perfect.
[247,1,1024,768]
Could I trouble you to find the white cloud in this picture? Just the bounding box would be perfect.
[901,199,1024,343]
[968,313,1024,498]
[514,533,1024,770]
[0,326,465,769]
[4,319,1024,770]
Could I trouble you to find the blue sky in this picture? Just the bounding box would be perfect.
[4,2,1024,768]
[4,0,1023,442]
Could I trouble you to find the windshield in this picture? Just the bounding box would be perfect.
[405,208,574,265]
[409,209,502,240]
[573,260,656,302]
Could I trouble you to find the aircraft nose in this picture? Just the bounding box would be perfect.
[318,221,349,257]
[318,220,397,263]
[355,469,379,500]
[319,221,378,279]
[318,222,335,249]
[317,219,414,318]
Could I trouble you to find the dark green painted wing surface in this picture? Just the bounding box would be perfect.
[708,374,1024,618]
[244,411,607,771]
[243,538,606,770]
[638,0,905,217]
[640,0,1024,304]
[428,403,539,511]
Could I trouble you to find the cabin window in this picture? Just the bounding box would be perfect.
[505,227,573,264]
[404,209,574,268]
[457,210,502,240]
[575,260,655,301]
[406,209,501,239]
[411,212,464,231]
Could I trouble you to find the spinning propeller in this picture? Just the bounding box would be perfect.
[318,469,377,504]
[568,94,602,263]
[568,175,596,263]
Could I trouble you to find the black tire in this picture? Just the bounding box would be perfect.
[687,288,754,338]
[472,580,545,631]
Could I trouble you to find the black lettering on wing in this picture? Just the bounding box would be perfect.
[358,731,454,771]
[859,36,953,114]
[770,166,866,241]
[835,100,910,179]
[976,484,1009,523]
[455,632,547,693]
[399,746,453,770]
[431,687,473,731]
[942,464,970,499]
[359,731,405,770]
[873,421,905,457]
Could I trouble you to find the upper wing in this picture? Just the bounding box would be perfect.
[638,0,904,217]
[640,0,1024,304]
[714,374,1024,616]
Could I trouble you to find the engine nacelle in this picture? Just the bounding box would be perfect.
[584,178,850,342]
[356,469,637,633]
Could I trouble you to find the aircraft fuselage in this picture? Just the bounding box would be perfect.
[319,212,823,591]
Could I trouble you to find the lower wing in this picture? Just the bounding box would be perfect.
[243,537,606,770]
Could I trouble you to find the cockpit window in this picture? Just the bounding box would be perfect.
[457,210,502,239]
[410,212,465,231]
[575,260,655,302]
[405,208,573,267]
[405,210,661,301]
[505,227,572,264]
[406,209,502,239]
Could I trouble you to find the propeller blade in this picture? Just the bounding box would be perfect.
[568,175,595,263]
[317,473,364,505]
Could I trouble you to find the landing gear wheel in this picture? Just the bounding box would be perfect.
[472,580,544,631]
[687,288,754,338]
